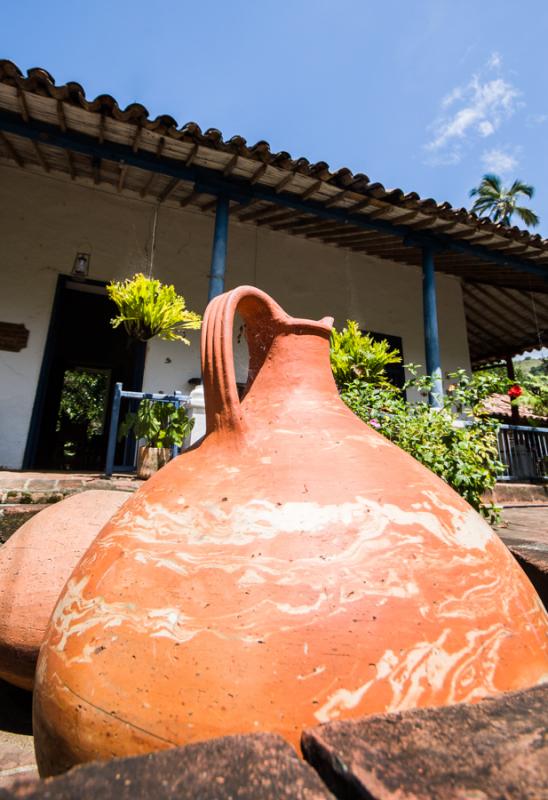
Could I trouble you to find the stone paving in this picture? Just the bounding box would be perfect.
[0,471,141,506]
[0,684,35,790]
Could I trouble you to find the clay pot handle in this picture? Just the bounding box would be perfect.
[201,286,287,435]
[201,286,332,435]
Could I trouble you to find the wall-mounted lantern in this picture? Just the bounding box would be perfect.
[72,252,91,279]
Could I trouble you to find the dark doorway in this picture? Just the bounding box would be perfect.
[24,276,146,470]
[364,330,406,392]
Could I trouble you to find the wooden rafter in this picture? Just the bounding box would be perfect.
[140,173,156,198]
[324,188,352,208]
[464,312,508,349]
[269,215,320,232]
[180,189,201,207]
[273,172,296,193]
[346,198,374,214]
[131,125,142,153]
[155,137,165,159]
[495,286,548,316]
[31,139,50,172]
[405,216,444,232]
[447,231,493,244]
[200,197,219,212]
[304,224,357,239]
[92,157,101,185]
[66,149,76,179]
[230,199,259,215]
[268,214,322,232]
[185,144,198,166]
[249,163,268,184]
[98,113,106,144]
[299,179,322,201]
[223,153,239,177]
[158,177,180,203]
[463,293,513,338]
[465,317,500,350]
[466,284,540,326]
[117,163,128,192]
[17,88,30,122]
[255,210,303,227]
[387,210,421,225]
[365,205,397,220]
[238,204,277,223]
[320,229,394,245]
[56,100,67,132]
[349,245,408,257]
[0,131,24,166]
[484,241,530,256]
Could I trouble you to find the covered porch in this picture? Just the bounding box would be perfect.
[0,60,547,472]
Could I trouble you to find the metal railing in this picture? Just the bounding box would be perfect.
[104,383,191,477]
[497,424,548,483]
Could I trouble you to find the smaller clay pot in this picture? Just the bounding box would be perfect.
[137,446,172,479]
[0,490,131,690]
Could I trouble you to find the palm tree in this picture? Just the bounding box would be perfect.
[469,174,539,228]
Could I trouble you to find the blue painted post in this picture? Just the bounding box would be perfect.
[105,382,123,476]
[207,195,230,302]
[422,246,443,408]
[171,395,181,460]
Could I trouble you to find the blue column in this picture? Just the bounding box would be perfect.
[422,245,443,407]
[105,382,123,476]
[207,196,230,302]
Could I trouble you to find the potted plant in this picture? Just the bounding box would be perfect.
[107,273,202,342]
[119,399,194,479]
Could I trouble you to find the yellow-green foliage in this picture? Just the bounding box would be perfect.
[330,320,402,388]
[107,273,202,343]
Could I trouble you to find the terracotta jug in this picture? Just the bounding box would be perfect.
[0,490,131,690]
[34,286,548,776]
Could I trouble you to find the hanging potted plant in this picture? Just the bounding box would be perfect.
[119,399,195,479]
[107,273,202,343]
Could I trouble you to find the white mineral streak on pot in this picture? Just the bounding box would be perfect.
[314,622,513,723]
[50,487,538,666]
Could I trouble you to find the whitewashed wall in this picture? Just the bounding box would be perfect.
[0,164,470,468]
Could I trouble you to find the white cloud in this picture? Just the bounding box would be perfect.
[486,51,502,70]
[424,57,520,165]
[526,113,547,127]
[481,147,518,175]
[478,120,495,136]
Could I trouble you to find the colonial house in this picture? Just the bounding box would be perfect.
[0,60,547,472]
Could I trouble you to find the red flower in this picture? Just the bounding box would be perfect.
[508,384,523,399]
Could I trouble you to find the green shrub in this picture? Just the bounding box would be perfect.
[330,321,401,388]
[119,400,194,448]
[331,323,504,520]
[107,273,202,343]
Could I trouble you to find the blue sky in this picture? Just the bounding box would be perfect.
[3,1,548,234]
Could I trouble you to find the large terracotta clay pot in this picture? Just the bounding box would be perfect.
[0,490,131,690]
[34,286,548,776]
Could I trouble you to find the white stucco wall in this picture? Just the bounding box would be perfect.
[0,164,470,468]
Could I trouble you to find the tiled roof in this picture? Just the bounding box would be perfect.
[0,59,547,365]
[1,60,547,252]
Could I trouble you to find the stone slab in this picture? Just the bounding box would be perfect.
[492,483,548,506]
[301,684,548,800]
[0,681,36,791]
[495,506,548,547]
[0,734,334,799]
[508,545,548,609]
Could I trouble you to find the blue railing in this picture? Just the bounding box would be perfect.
[104,383,191,477]
[497,424,548,483]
